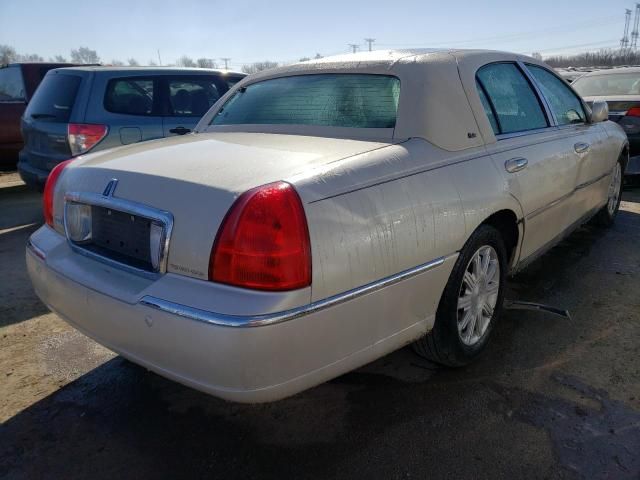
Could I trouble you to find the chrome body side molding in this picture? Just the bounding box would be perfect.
[140,254,453,328]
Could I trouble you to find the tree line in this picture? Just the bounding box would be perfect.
[544,48,640,68]
[1,45,324,73]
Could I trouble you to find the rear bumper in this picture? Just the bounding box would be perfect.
[26,225,454,403]
[17,156,48,190]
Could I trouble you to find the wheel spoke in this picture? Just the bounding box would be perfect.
[463,271,477,290]
[458,294,473,310]
[459,309,473,330]
[482,301,494,318]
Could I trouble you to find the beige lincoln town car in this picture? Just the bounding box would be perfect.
[27,49,627,402]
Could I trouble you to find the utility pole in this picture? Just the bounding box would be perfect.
[364,38,375,51]
[221,57,231,69]
[621,9,632,51]
[157,49,162,66]
[632,4,640,50]
[348,44,359,53]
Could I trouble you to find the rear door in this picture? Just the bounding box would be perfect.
[161,75,239,136]
[21,70,83,171]
[476,62,581,261]
[91,75,164,148]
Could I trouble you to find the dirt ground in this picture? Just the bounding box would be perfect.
[1,179,639,480]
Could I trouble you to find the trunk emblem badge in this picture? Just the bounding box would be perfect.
[103,179,118,197]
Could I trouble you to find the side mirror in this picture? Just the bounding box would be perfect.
[590,100,609,123]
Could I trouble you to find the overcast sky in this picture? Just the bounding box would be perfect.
[0,0,636,68]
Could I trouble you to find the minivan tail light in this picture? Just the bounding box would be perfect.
[68,123,108,156]
[43,159,73,227]
[209,181,311,291]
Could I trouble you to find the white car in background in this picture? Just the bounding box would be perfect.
[27,49,627,402]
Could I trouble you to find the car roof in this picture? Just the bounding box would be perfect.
[54,65,245,76]
[245,48,542,82]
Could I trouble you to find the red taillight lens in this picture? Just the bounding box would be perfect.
[43,159,73,227]
[68,123,107,156]
[626,107,640,117]
[210,181,311,291]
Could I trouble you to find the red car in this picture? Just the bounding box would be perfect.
[0,63,79,167]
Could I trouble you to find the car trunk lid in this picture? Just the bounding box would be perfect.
[56,131,397,281]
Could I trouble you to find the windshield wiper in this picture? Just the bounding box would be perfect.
[30,113,57,119]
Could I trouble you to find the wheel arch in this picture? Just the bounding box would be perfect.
[477,209,521,270]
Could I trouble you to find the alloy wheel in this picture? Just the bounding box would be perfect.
[457,245,500,346]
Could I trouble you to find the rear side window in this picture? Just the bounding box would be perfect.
[211,74,400,128]
[527,65,586,126]
[476,63,548,135]
[105,78,155,116]
[0,66,26,102]
[168,78,226,117]
[24,73,81,122]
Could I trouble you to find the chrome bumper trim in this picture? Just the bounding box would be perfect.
[140,254,453,328]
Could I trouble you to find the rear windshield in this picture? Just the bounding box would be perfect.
[211,74,401,128]
[572,73,640,96]
[25,73,81,122]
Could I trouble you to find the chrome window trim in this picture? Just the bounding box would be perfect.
[63,192,174,280]
[495,126,557,141]
[521,62,590,127]
[140,253,455,328]
[517,60,558,127]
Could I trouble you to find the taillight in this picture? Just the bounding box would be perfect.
[68,123,107,156]
[43,159,73,227]
[626,107,640,117]
[209,181,311,291]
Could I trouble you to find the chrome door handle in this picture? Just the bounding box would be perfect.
[574,142,590,154]
[504,157,528,173]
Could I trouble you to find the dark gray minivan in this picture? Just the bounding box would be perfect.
[18,66,245,189]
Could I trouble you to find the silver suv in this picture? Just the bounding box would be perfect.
[18,66,245,189]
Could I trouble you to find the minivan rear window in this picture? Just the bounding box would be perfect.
[211,74,400,128]
[25,73,81,123]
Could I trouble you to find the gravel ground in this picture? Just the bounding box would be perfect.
[0,182,639,480]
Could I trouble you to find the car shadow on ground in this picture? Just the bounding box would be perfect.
[0,224,49,326]
[1,190,639,479]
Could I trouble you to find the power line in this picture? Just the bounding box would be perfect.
[348,43,359,53]
[377,16,621,48]
[220,57,231,69]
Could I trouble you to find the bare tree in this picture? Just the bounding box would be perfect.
[127,58,139,66]
[51,55,68,63]
[17,53,44,62]
[196,58,216,69]
[0,45,17,64]
[176,55,196,67]
[70,46,100,64]
[110,59,124,66]
[545,48,640,68]
[314,53,323,59]
[242,61,279,74]
[148,59,157,66]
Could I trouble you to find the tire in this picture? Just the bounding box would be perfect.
[593,160,623,227]
[413,224,508,366]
